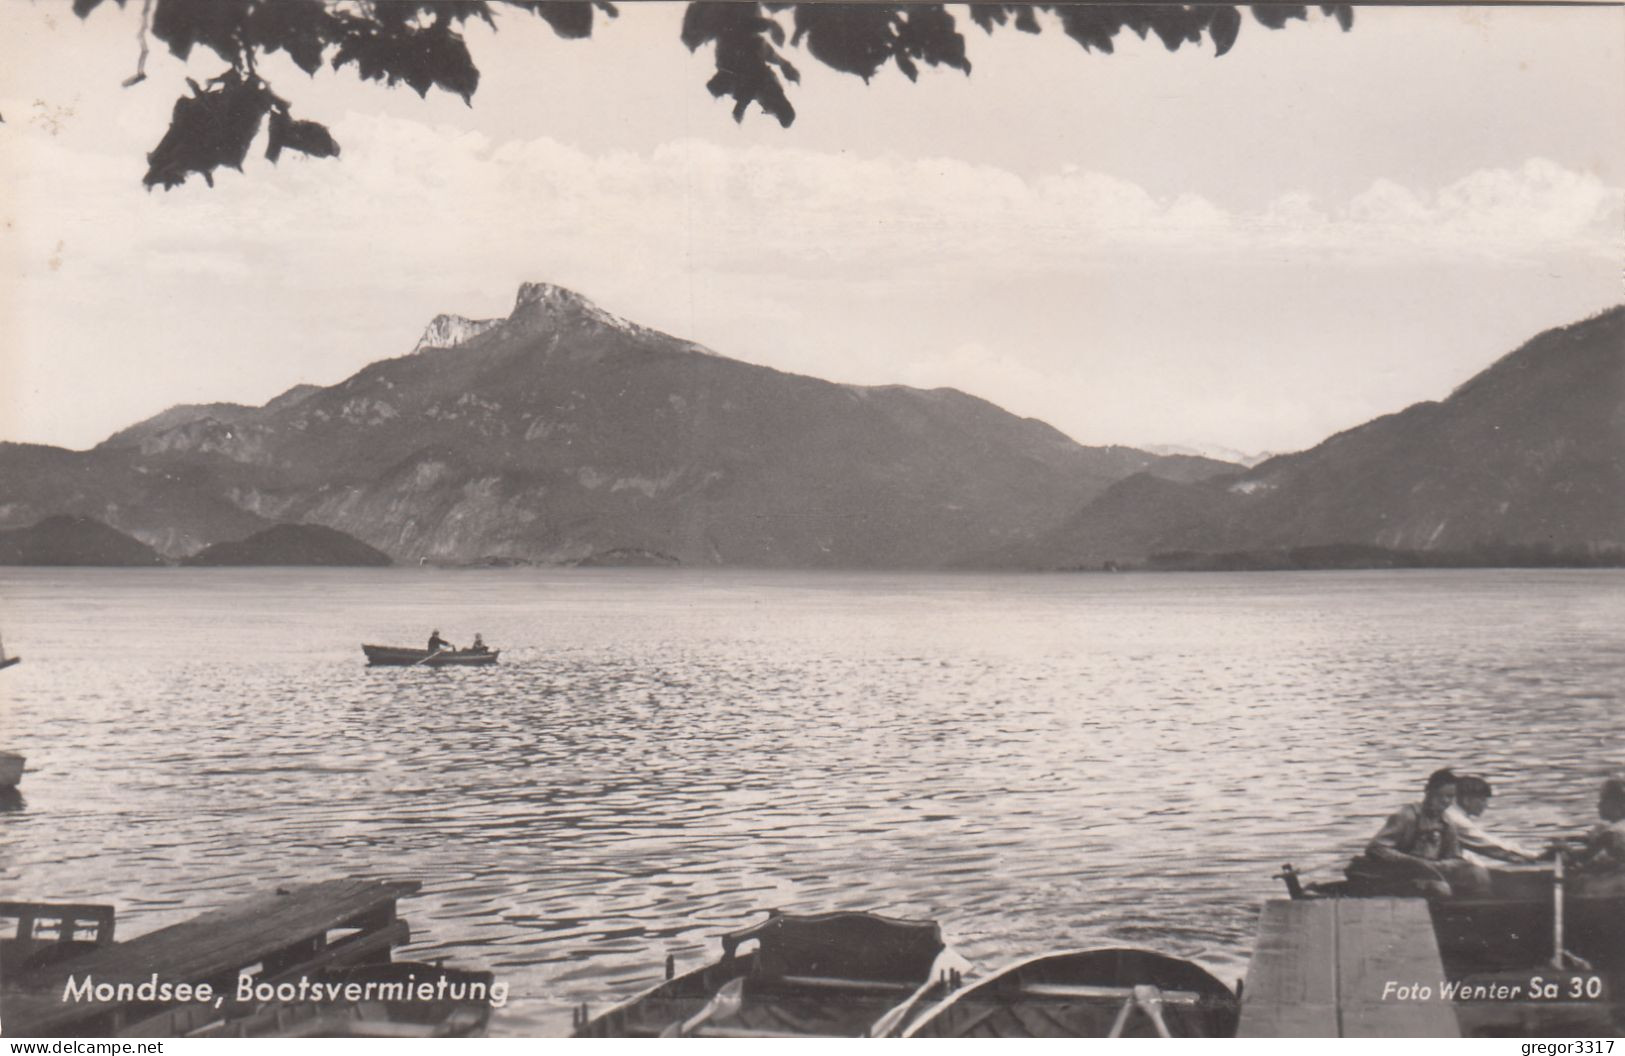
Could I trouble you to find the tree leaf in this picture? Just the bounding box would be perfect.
[682,3,797,127]
[265,110,340,163]
[1146,7,1208,52]
[71,0,127,18]
[1051,5,1122,54]
[1250,5,1308,30]
[151,0,249,63]
[504,1,611,39]
[791,5,896,82]
[330,13,481,103]
[1209,6,1241,56]
[144,71,273,190]
[1322,4,1354,31]
[245,0,334,76]
[895,6,971,76]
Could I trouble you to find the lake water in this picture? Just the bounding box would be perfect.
[1,568,1621,1035]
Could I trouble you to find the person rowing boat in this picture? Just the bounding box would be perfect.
[1445,774,1538,866]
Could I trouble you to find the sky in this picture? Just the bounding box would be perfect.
[1,2,1621,457]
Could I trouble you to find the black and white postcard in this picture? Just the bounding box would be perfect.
[1,0,1621,1042]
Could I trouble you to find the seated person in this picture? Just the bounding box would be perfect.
[1566,775,1625,895]
[1444,775,1536,865]
[427,629,452,653]
[470,633,489,654]
[1345,768,1491,898]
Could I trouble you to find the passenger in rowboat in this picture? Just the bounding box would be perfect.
[1345,768,1492,898]
[1444,774,1537,865]
[469,634,489,654]
[1564,775,1625,896]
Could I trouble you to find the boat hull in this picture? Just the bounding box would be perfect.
[574,910,960,1038]
[0,751,24,789]
[903,948,1239,1038]
[361,645,499,667]
[195,962,496,1037]
[1288,869,1625,975]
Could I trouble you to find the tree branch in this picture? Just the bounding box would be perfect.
[121,0,153,87]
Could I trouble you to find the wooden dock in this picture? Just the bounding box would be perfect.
[1,878,419,1037]
[1238,898,1460,1038]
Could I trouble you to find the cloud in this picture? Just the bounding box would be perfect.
[296,118,1622,276]
[9,110,1616,311]
[1343,159,1624,259]
[3,106,1620,450]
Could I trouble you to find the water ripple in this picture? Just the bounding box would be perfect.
[1,567,1620,1035]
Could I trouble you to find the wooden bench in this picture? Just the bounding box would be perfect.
[1,902,117,970]
[1238,898,1460,1037]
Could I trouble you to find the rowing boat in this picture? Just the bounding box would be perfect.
[571,910,968,1038]
[361,645,499,667]
[901,947,1240,1038]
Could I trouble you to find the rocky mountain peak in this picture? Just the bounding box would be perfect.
[509,281,644,337]
[413,313,502,353]
[514,281,594,313]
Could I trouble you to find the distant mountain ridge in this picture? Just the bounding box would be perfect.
[1004,305,1625,568]
[0,282,1236,567]
[10,285,1608,571]
[184,523,392,566]
[0,515,165,566]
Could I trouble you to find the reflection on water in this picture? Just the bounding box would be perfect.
[1,568,1620,1035]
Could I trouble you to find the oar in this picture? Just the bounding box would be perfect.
[660,977,744,1037]
[412,647,448,667]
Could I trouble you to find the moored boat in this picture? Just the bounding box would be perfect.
[902,947,1240,1038]
[0,751,24,789]
[1277,862,1625,975]
[572,910,968,1038]
[362,644,499,667]
[1,639,25,790]
[192,961,497,1038]
[1277,861,1625,1035]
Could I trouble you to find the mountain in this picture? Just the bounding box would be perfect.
[414,314,501,353]
[0,282,1232,568]
[183,523,392,566]
[97,383,320,451]
[0,441,273,556]
[0,515,166,566]
[1144,443,1272,468]
[1014,305,1625,568]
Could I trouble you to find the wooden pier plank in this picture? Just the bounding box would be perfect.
[1237,900,1339,1036]
[2,878,418,1036]
[1335,898,1459,1038]
[1238,898,1460,1038]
